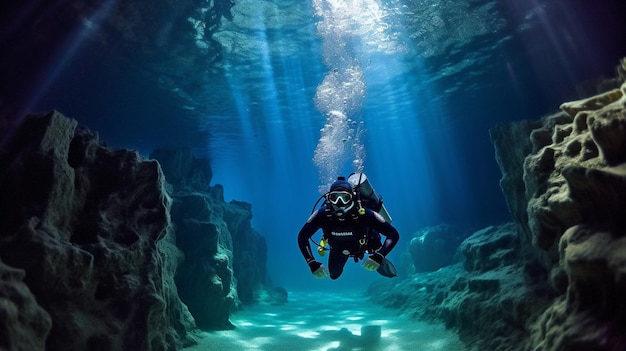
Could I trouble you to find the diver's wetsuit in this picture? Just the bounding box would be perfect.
[297,206,400,279]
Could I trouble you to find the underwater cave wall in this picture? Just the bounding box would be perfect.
[515,63,626,351]
[149,148,269,330]
[0,111,272,350]
[371,60,626,351]
[484,61,626,350]
[0,111,196,350]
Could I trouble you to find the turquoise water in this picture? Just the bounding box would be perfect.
[183,291,466,350]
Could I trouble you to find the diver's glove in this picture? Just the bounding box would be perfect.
[363,252,384,271]
[308,260,329,279]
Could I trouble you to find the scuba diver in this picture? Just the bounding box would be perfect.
[297,174,400,280]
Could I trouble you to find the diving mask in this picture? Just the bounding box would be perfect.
[328,191,353,205]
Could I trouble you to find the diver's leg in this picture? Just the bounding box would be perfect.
[328,250,349,280]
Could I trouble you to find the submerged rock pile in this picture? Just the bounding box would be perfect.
[372,59,626,351]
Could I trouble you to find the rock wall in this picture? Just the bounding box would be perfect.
[0,259,51,350]
[150,148,269,330]
[0,111,196,350]
[167,187,239,330]
[490,61,626,350]
[373,59,626,351]
[0,111,274,350]
[522,64,626,351]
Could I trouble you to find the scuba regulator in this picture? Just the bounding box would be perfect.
[317,238,327,256]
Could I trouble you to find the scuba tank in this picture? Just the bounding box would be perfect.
[348,172,393,223]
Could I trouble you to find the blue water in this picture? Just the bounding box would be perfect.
[4,0,626,292]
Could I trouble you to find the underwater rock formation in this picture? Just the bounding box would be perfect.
[150,148,213,192]
[0,111,272,349]
[150,148,269,330]
[522,70,626,351]
[373,60,626,351]
[167,186,238,330]
[489,63,626,349]
[0,111,196,350]
[408,223,467,273]
[490,118,543,251]
[254,285,289,306]
[0,258,51,350]
[371,222,552,350]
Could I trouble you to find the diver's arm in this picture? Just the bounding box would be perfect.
[377,223,399,256]
[297,210,322,263]
[368,210,400,256]
[298,211,329,278]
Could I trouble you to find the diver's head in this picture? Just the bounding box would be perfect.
[327,177,355,217]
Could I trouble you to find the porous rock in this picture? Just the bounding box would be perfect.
[374,60,626,351]
[505,66,626,350]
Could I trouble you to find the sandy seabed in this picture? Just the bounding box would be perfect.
[183,291,467,351]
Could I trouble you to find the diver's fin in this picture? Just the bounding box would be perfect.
[376,257,397,278]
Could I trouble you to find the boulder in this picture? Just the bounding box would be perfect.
[409,224,466,273]
[460,223,520,273]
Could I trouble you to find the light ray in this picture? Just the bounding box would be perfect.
[28,0,119,109]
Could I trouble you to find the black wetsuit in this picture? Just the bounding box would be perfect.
[297,206,400,279]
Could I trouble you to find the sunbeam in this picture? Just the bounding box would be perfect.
[27,0,119,110]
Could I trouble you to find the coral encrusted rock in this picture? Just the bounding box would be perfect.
[0,111,196,351]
